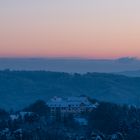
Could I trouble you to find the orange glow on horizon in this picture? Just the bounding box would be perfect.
[1,0,140,59]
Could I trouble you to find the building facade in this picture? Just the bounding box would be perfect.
[47,96,97,115]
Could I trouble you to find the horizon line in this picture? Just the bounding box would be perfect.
[0,56,138,60]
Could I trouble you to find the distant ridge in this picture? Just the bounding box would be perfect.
[0,57,140,73]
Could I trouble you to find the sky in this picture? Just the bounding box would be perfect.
[0,0,140,59]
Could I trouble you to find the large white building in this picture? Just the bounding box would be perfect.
[47,96,97,114]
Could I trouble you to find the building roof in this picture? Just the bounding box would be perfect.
[47,96,97,108]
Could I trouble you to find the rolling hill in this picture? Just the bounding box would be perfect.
[117,70,140,77]
[1,70,140,110]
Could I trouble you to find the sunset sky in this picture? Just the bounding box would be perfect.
[0,0,140,58]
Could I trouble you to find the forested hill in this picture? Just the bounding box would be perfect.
[1,70,140,110]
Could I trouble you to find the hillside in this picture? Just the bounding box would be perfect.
[117,70,140,77]
[1,70,140,110]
